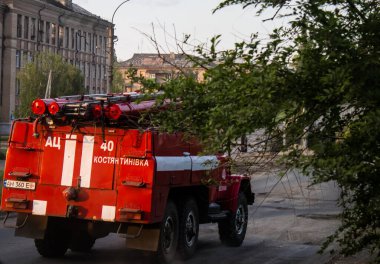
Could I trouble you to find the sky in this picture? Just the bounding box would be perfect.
[72,0,282,62]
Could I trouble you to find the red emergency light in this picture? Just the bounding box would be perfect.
[92,104,102,119]
[48,102,60,115]
[105,104,122,120]
[31,99,46,115]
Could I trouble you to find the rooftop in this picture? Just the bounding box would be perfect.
[118,53,201,69]
[44,0,109,22]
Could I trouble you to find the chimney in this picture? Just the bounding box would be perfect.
[57,0,72,8]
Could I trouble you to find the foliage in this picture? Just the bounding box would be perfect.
[16,52,84,117]
[111,53,125,93]
[111,66,125,93]
[140,0,380,261]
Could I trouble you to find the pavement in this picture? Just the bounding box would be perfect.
[248,166,341,246]
[245,164,373,264]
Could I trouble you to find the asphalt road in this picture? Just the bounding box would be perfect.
[0,168,342,264]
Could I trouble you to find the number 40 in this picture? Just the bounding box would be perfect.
[101,140,114,152]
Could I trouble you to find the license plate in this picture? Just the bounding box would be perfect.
[4,180,36,190]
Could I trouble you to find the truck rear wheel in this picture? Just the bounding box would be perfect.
[34,229,69,258]
[178,198,199,259]
[157,200,179,264]
[69,231,95,252]
[218,192,248,247]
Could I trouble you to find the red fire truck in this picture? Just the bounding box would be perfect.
[1,93,254,263]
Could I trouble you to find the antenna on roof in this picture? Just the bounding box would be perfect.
[44,70,52,99]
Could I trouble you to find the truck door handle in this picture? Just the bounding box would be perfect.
[122,180,146,188]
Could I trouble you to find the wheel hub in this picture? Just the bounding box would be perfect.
[163,216,174,253]
[235,204,246,235]
[185,211,196,247]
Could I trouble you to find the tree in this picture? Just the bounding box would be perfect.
[111,65,125,93]
[141,0,380,261]
[16,52,84,117]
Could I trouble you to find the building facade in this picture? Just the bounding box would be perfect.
[117,53,206,92]
[0,0,113,122]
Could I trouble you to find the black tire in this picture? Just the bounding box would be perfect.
[178,198,199,260]
[34,229,69,258]
[69,231,95,252]
[157,200,179,264]
[218,192,248,247]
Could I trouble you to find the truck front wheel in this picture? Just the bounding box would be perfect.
[157,200,179,264]
[218,192,248,247]
[178,198,199,259]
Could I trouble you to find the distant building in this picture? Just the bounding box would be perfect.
[0,0,113,122]
[117,53,206,92]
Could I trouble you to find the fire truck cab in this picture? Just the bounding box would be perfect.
[1,93,254,263]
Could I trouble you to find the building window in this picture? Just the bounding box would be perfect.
[16,50,21,68]
[88,33,92,52]
[83,32,87,51]
[65,27,69,48]
[93,34,97,53]
[99,36,103,55]
[98,65,101,80]
[17,15,22,38]
[51,23,56,45]
[31,18,36,40]
[28,52,33,62]
[38,20,44,42]
[58,26,63,47]
[76,30,81,51]
[22,51,28,67]
[16,79,21,96]
[104,36,107,54]
[71,28,75,49]
[45,22,50,44]
[24,16,29,39]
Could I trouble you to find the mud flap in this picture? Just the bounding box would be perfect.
[125,225,160,252]
[14,214,48,239]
